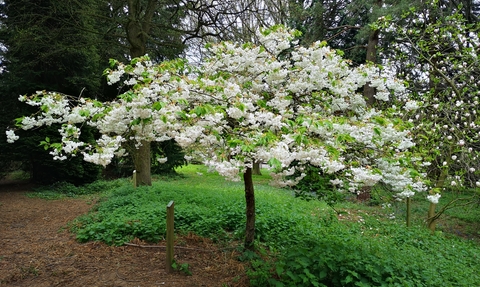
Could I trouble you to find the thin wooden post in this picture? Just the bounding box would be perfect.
[166,201,175,273]
[132,170,137,188]
[406,197,411,227]
[427,202,437,233]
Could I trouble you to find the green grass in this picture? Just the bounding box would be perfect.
[32,164,480,286]
[361,184,480,241]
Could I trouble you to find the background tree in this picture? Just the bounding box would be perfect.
[287,0,416,96]
[0,0,104,183]
[387,1,480,230]
[0,0,192,183]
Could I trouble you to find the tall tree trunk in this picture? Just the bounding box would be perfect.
[363,0,382,106]
[252,161,262,175]
[126,0,157,58]
[124,1,157,185]
[131,140,152,186]
[363,28,379,106]
[244,167,255,250]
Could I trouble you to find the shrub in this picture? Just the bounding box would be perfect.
[293,165,345,205]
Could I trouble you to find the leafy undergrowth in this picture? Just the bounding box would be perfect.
[27,178,127,199]
[53,165,480,286]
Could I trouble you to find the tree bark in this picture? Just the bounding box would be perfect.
[131,140,152,186]
[427,201,437,232]
[252,161,262,175]
[363,0,381,106]
[363,29,379,106]
[126,0,157,58]
[427,168,448,232]
[244,167,255,250]
[123,1,158,186]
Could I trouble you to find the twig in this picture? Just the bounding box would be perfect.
[426,195,479,223]
[116,269,140,282]
[124,242,216,252]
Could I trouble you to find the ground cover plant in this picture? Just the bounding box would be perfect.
[27,178,127,200]
[63,165,480,286]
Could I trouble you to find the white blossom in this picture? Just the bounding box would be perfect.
[6,130,19,143]
[427,193,441,204]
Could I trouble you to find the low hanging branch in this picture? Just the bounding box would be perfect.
[425,195,479,224]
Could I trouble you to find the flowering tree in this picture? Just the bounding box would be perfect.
[388,3,480,231]
[7,26,425,249]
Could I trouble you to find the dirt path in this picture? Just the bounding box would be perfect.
[0,181,248,287]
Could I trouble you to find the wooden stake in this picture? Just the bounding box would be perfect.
[132,170,137,188]
[406,197,411,227]
[166,201,175,273]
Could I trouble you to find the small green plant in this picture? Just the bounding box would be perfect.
[172,260,192,276]
[20,265,39,277]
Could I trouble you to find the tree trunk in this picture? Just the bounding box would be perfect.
[252,161,262,175]
[126,0,157,59]
[427,169,447,232]
[244,167,255,250]
[131,140,152,186]
[427,201,437,232]
[363,0,381,106]
[363,29,380,106]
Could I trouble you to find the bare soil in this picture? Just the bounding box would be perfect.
[0,180,249,287]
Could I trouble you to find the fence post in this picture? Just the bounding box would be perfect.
[406,197,411,227]
[132,170,137,188]
[166,201,175,273]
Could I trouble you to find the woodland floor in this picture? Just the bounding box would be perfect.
[0,180,249,287]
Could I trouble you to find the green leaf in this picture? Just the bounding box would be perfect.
[51,143,62,150]
[131,118,141,126]
[93,100,103,108]
[267,157,282,170]
[108,58,118,68]
[177,98,189,106]
[130,58,139,65]
[276,264,284,276]
[257,100,267,108]
[325,145,340,158]
[372,116,387,126]
[15,116,25,127]
[176,111,188,120]
[79,110,90,117]
[194,105,206,116]
[152,102,164,111]
[160,115,168,123]
[337,134,354,143]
